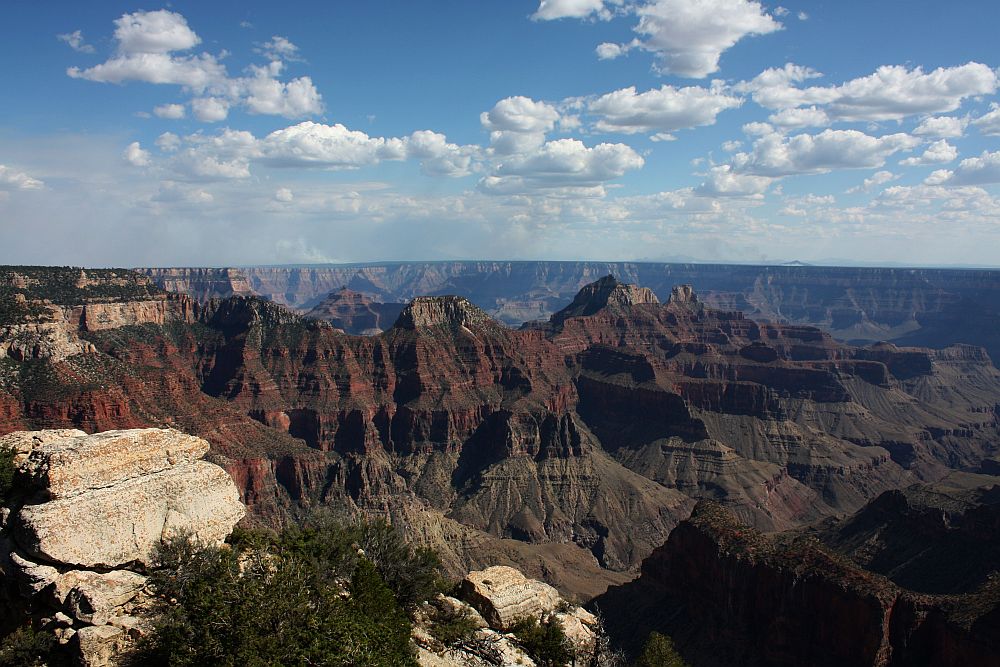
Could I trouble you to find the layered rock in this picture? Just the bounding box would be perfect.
[3,268,1000,601]
[415,566,597,666]
[0,427,246,666]
[304,287,405,335]
[595,500,1000,667]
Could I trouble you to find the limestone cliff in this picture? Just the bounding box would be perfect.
[0,427,246,667]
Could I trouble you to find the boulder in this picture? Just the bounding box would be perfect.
[459,565,561,630]
[15,460,245,568]
[74,624,125,667]
[18,428,209,499]
[63,570,147,625]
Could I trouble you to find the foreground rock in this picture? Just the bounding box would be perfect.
[415,566,599,666]
[0,427,246,667]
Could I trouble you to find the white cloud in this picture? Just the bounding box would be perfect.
[587,84,742,134]
[740,62,998,122]
[156,132,181,152]
[630,0,781,77]
[481,96,561,133]
[847,170,897,193]
[123,141,151,167]
[532,0,611,21]
[899,139,957,166]
[730,129,921,176]
[913,115,968,138]
[972,103,1000,136]
[934,150,1000,185]
[241,64,323,118]
[481,96,561,156]
[767,106,830,129]
[191,97,230,122]
[67,10,323,120]
[275,187,294,203]
[68,52,227,92]
[57,30,95,53]
[172,129,259,180]
[539,0,780,77]
[153,103,186,119]
[696,164,772,197]
[257,36,302,62]
[596,42,626,60]
[773,6,789,17]
[112,9,200,54]
[407,130,479,177]
[260,122,406,169]
[0,165,44,192]
[480,138,643,194]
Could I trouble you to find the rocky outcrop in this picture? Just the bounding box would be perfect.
[304,287,405,335]
[415,566,598,666]
[459,565,563,630]
[0,427,246,666]
[394,296,499,331]
[594,501,1000,667]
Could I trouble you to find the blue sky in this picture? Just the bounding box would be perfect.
[2,1,1000,266]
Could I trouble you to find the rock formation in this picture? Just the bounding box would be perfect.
[414,566,598,666]
[142,261,1000,359]
[0,427,246,666]
[3,267,1000,602]
[304,287,405,335]
[594,494,1000,667]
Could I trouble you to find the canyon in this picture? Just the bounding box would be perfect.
[142,262,1000,358]
[3,264,1000,664]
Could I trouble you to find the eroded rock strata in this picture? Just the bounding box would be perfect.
[2,267,1000,602]
[594,493,1000,667]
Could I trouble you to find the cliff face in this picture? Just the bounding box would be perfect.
[3,268,1000,599]
[594,499,1000,667]
[304,287,404,335]
[142,262,1000,359]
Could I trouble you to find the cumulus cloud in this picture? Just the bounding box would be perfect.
[899,139,957,166]
[913,115,967,138]
[0,165,44,192]
[159,122,478,179]
[191,97,230,122]
[481,96,561,155]
[532,0,613,20]
[275,187,294,203]
[739,62,998,122]
[153,103,186,119]
[767,106,830,129]
[67,10,323,120]
[479,138,643,194]
[729,128,920,177]
[123,141,152,167]
[972,103,1000,136]
[587,84,742,134]
[241,63,322,118]
[57,30,95,53]
[256,36,302,62]
[630,0,781,77]
[847,170,897,193]
[537,0,780,77]
[931,150,1000,185]
[156,132,181,152]
[695,164,772,197]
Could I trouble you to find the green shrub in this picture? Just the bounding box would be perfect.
[127,521,425,666]
[428,603,481,647]
[0,625,56,667]
[636,631,689,667]
[0,445,15,505]
[510,616,574,667]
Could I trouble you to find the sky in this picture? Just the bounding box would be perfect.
[2,1,1000,267]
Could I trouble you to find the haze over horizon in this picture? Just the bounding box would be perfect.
[3,1,1000,267]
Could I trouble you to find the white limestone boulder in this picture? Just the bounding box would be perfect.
[15,460,245,568]
[459,565,562,631]
[18,428,209,499]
